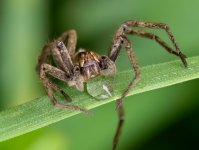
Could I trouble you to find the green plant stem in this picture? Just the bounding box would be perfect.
[0,56,199,142]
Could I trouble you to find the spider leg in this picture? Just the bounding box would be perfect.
[113,101,125,150]
[41,63,68,82]
[112,36,141,150]
[37,40,90,115]
[116,36,141,107]
[110,21,187,149]
[55,40,74,74]
[40,63,91,115]
[55,30,78,75]
[124,20,187,67]
[37,42,71,75]
[57,29,77,58]
[36,44,51,74]
[37,43,73,101]
[127,30,181,57]
[40,63,70,101]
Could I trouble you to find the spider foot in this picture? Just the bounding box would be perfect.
[47,87,92,115]
[179,52,188,67]
[54,102,92,115]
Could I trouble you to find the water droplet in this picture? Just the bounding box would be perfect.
[86,75,115,100]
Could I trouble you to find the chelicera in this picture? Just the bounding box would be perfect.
[36,20,187,150]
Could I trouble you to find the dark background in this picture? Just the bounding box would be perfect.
[0,0,199,149]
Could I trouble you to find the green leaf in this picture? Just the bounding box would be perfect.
[0,56,199,142]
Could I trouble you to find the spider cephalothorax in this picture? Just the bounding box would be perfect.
[74,50,116,80]
[37,20,187,150]
[54,40,116,91]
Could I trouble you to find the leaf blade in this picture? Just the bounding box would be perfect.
[0,56,199,142]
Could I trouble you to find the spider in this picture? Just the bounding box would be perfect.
[36,20,187,150]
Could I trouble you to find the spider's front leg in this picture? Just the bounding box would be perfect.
[39,63,90,114]
[124,20,187,67]
[37,31,90,115]
[109,25,141,150]
[110,20,188,108]
[37,42,72,100]
[109,20,188,150]
[57,29,77,59]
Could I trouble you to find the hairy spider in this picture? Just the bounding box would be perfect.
[36,20,187,150]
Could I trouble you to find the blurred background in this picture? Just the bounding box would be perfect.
[0,0,199,149]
